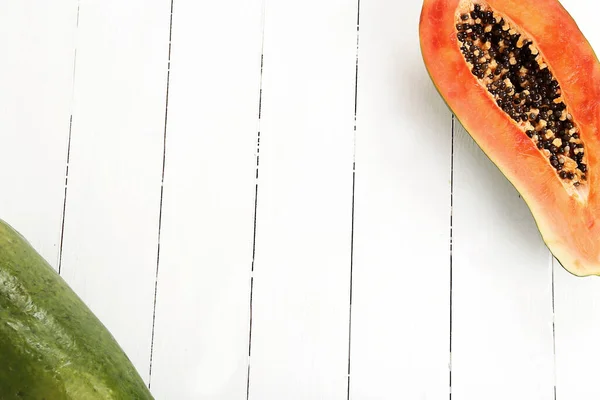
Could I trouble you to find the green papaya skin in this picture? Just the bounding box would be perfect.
[0,219,154,399]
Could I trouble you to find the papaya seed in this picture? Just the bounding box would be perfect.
[455,3,586,183]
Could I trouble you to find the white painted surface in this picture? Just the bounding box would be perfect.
[554,259,600,400]
[3,0,600,399]
[0,0,77,267]
[349,0,451,398]
[452,123,555,400]
[58,0,171,382]
[247,1,356,399]
[148,0,264,399]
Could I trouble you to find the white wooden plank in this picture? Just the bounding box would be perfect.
[58,0,171,383]
[553,2,600,398]
[247,1,357,398]
[148,0,264,398]
[452,121,555,399]
[0,0,77,267]
[554,259,600,400]
[348,0,451,398]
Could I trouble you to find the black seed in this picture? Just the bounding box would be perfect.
[471,11,478,19]
[526,130,535,138]
[537,142,544,149]
[572,133,580,139]
[557,164,564,171]
[550,145,558,153]
[461,14,469,21]
[560,171,568,179]
[568,172,575,179]
[474,4,481,12]
[574,182,581,187]
[580,164,587,172]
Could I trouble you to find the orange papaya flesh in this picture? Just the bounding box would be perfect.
[420,0,600,276]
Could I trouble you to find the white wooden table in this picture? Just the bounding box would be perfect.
[2,0,600,398]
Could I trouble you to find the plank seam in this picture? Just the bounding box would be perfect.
[58,0,81,275]
[246,2,267,398]
[347,1,361,399]
[147,0,175,388]
[551,254,557,400]
[449,114,455,399]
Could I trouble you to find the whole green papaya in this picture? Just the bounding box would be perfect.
[0,219,154,399]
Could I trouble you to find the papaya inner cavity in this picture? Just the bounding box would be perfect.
[455,2,587,187]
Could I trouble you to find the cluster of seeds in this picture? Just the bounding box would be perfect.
[455,3,587,186]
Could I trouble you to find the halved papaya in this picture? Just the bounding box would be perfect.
[420,0,600,276]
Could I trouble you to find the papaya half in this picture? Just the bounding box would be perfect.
[420,0,600,276]
[0,218,154,399]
